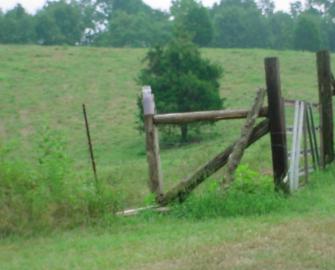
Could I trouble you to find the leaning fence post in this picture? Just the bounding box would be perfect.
[316,50,334,168]
[142,86,163,201]
[265,57,289,193]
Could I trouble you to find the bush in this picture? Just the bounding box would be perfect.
[170,165,285,219]
[0,128,120,236]
[138,35,223,143]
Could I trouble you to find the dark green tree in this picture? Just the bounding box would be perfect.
[35,1,85,45]
[138,35,223,142]
[290,1,303,18]
[0,4,35,44]
[268,12,294,50]
[171,0,213,46]
[99,10,170,47]
[89,0,171,47]
[258,0,275,16]
[294,14,322,51]
[213,2,269,48]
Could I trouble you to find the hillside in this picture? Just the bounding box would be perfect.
[1,46,335,269]
[0,46,329,206]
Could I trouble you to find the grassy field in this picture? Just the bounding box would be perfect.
[1,46,335,268]
[0,46,327,205]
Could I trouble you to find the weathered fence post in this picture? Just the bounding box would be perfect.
[142,86,163,200]
[316,50,334,168]
[265,57,289,193]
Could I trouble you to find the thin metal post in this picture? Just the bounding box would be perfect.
[83,104,98,184]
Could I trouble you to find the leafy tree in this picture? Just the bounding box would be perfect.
[89,0,171,47]
[290,1,304,18]
[0,4,35,44]
[100,11,170,47]
[138,36,223,142]
[213,2,269,48]
[171,0,213,46]
[324,18,335,50]
[306,0,335,16]
[267,12,294,50]
[35,1,85,45]
[294,14,321,51]
[258,0,275,16]
[84,0,153,31]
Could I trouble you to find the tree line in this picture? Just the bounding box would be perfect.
[0,0,334,52]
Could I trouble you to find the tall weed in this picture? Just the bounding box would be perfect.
[0,127,120,236]
[171,165,285,219]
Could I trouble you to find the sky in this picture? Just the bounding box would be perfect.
[0,0,294,14]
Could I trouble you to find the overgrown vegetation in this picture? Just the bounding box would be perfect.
[0,128,119,236]
[1,163,335,269]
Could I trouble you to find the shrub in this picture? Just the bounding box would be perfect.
[0,128,120,236]
[170,165,285,219]
[137,35,223,142]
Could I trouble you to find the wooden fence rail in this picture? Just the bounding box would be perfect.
[139,51,334,206]
[159,119,270,206]
[154,107,268,125]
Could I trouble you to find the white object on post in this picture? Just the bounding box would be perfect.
[142,86,155,115]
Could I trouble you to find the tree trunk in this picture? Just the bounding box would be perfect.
[180,124,188,143]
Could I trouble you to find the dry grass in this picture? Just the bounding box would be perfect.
[137,216,335,270]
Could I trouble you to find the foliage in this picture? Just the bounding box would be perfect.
[34,0,86,45]
[171,0,213,46]
[0,4,35,44]
[294,13,322,52]
[212,2,269,48]
[0,129,120,236]
[0,0,334,51]
[268,12,294,49]
[101,10,171,47]
[138,35,223,142]
[170,165,285,219]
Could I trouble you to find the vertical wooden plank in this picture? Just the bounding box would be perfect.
[265,57,289,193]
[142,86,163,200]
[317,50,334,167]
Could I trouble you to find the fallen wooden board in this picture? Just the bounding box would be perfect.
[116,206,170,217]
[223,88,266,187]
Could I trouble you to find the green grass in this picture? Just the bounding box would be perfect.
[0,46,329,206]
[1,45,335,268]
[1,167,335,269]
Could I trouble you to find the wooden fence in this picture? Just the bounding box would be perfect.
[142,50,335,206]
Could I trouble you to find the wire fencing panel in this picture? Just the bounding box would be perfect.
[285,100,320,192]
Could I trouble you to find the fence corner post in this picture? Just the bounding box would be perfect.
[316,50,334,168]
[142,86,163,201]
[264,57,289,193]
